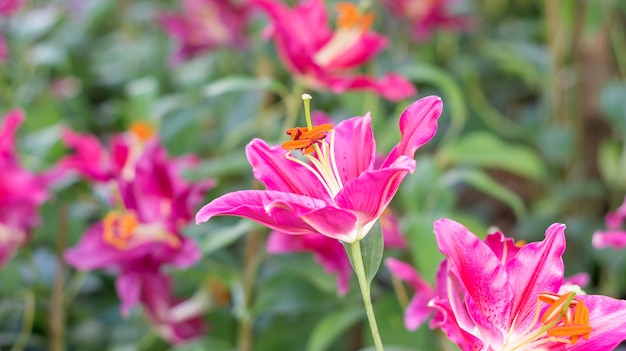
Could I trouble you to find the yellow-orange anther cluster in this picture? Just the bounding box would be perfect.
[102,211,139,250]
[336,3,374,32]
[282,124,334,154]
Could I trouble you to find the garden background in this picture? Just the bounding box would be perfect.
[1,0,626,350]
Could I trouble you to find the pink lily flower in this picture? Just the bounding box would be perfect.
[196,96,442,243]
[268,208,407,295]
[382,0,472,40]
[157,0,249,63]
[251,0,416,101]
[392,218,626,350]
[592,196,626,249]
[0,110,49,268]
[65,137,213,315]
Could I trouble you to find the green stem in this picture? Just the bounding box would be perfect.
[11,290,35,351]
[349,241,384,351]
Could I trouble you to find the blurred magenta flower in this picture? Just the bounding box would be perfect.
[0,0,23,15]
[158,0,249,63]
[390,218,626,350]
[382,0,471,40]
[592,196,626,249]
[0,110,49,268]
[65,130,213,320]
[196,96,441,243]
[268,208,407,295]
[58,122,159,183]
[252,0,416,101]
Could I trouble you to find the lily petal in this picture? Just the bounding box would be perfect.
[434,218,511,346]
[335,158,415,224]
[196,190,357,240]
[505,223,565,331]
[569,295,626,350]
[332,115,376,184]
[382,96,442,167]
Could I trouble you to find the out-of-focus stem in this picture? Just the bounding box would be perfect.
[50,206,68,351]
[282,83,304,133]
[237,228,266,351]
[10,290,35,351]
[349,240,384,351]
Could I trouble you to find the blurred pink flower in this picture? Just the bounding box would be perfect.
[158,0,248,63]
[390,218,626,350]
[592,196,626,249]
[65,130,213,319]
[251,0,416,101]
[382,0,471,40]
[196,96,441,243]
[268,208,407,295]
[0,0,23,16]
[0,110,49,268]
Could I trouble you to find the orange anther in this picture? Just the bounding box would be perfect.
[541,292,576,325]
[547,325,593,342]
[336,2,374,32]
[129,121,155,142]
[282,124,334,155]
[102,211,139,250]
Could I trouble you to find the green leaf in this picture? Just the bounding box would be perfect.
[203,76,287,98]
[443,169,527,219]
[345,222,384,286]
[598,140,625,190]
[199,220,256,255]
[306,306,364,351]
[439,132,546,180]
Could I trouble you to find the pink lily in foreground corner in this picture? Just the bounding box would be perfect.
[592,196,626,249]
[388,218,626,350]
[268,208,407,295]
[0,110,49,268]
[196,95,441,243]
[382,0,471,40]
[158,0,249,63]
[251,0,416,101]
